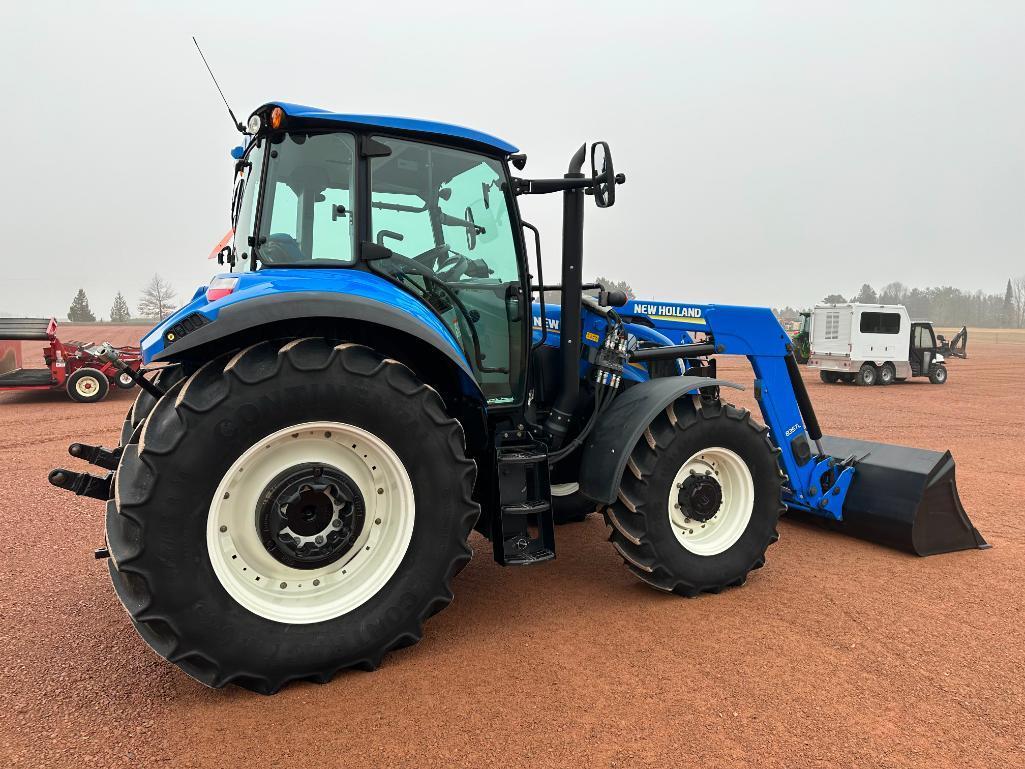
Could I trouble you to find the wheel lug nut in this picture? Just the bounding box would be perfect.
[315,535,325,545]
[331,519,342,528]
[313,579,320,586]
[219,525,227,533]
[280,582,287,589]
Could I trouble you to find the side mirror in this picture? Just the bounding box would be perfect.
[590,141,625,208]
[590,142,614,208]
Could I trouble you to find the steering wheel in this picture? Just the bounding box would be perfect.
[411,244,470,282]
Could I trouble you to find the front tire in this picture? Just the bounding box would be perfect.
[929,364,948,384]
[67,368,109,403]
[106,339,478,693]
[603,400,783,596]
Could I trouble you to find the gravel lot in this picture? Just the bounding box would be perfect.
[1,327,1021,768]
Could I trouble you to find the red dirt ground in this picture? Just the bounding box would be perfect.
[1,330,1022,768]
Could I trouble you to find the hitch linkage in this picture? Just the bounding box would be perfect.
[48,468,112,501]
[68,442,122,471]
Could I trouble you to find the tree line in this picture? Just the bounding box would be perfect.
[776,276,1025,328]
[67,275,178,323]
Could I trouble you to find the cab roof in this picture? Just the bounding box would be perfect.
[266,102,518,155]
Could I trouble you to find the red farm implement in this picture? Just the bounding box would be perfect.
[0,318,142,403]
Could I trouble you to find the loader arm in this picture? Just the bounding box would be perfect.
[621,300,847,518]
[618,300,987,555]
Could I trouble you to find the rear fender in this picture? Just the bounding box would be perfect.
[578,376,743,505]
[142,271,483,403]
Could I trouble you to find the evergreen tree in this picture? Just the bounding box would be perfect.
[821,293,847,304]
[852,284,878,304]
[68,289,96,322]
[110,292,131,323]
[1003,279,1015,327]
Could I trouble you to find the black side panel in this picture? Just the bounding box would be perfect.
[808,435,988,556]
[0,318,52,341]
[153,292,482,399]
[578,376,743,505]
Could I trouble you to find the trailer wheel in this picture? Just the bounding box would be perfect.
[855,364,877,386]
[877,363,895,386]
[106,339,478,693]
[929,364,948,384]
[67,368,109,403]
[603,400,783,596]
[819,371,839,384]
[115,371,137,389]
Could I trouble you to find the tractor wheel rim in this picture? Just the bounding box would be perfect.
[75,377,99,397]
[667,446,754,556]
[207,421,415,624]
[119,373,134,386]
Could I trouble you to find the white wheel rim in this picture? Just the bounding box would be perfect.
[667,446,754,556]
[75,376,99,397]
[119,373,134,386]
[207,421,415,624]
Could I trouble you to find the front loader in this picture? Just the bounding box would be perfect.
[51,102,986,693]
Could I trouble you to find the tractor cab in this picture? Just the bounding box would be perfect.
[226,106,530,406]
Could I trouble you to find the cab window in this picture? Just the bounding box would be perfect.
[257,132,356,266]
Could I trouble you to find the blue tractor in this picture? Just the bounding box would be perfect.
[51,103,986,693]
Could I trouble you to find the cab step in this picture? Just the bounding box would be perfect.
[492,443,555,566]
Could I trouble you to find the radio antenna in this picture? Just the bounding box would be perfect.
[192,36,244,133]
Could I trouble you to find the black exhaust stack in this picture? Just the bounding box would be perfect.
[542,144,588,447]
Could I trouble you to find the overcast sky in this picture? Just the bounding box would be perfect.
[2,0,1022,318]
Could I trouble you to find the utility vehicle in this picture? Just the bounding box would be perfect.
[51,103,985,693]
[808,303,958,385]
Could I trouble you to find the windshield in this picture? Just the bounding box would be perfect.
[235,132,357,268]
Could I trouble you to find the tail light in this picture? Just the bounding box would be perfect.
[205,276,239,302]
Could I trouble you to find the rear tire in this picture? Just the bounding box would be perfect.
[819,371,839,384]
[603,400,783,596]
[106,339,478,693]
[855,364,877,386]
[119,365,186,446]
[877,363,895,386]
[929,364,948,384]
[67,368,109,403]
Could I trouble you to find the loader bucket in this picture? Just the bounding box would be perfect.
[809,436,988,556]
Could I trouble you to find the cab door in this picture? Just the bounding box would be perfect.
[367,137,527,406]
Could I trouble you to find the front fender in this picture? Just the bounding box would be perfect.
[578,376,744,505]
